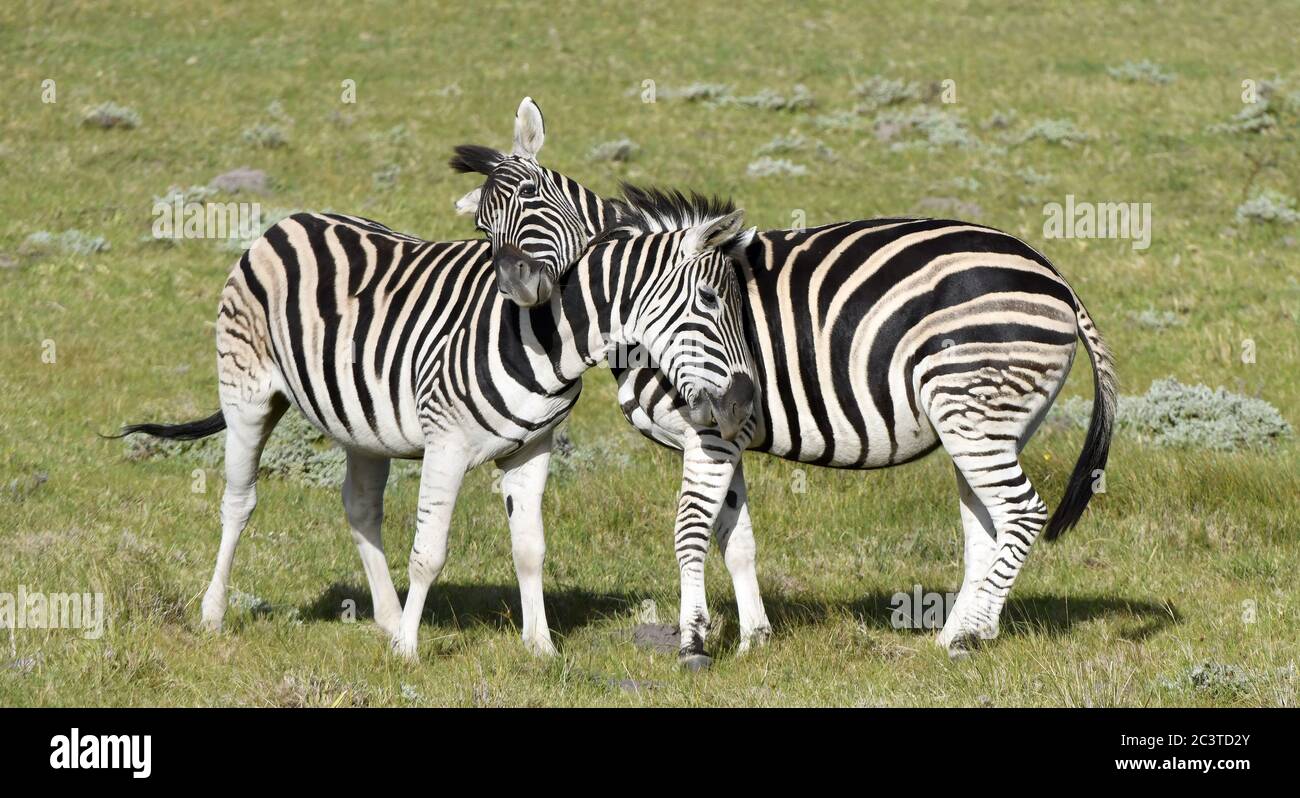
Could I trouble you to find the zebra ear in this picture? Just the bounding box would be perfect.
[512,97,545,160]
[455,187,482,216]
[727,226,758,260]
[683,209,746,258]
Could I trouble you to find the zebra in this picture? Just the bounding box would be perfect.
[457,150,1117,661]
[116,98,757,661]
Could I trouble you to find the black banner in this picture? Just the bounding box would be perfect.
[0,707,1282,784]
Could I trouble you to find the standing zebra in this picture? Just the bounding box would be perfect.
[118,98,757,661]
[457,149,1117,660]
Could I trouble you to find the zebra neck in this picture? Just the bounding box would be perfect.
[548,249,632,382]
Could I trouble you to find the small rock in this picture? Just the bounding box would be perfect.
[631,623,680,653]
[210,167,270,194]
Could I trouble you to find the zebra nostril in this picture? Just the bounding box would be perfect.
[721,374,755,415]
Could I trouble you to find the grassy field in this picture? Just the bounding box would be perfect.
[2,0,1297,706]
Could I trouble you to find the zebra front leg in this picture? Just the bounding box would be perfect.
[342,451,401,637]
[936,467,999,653]
[392,446,467,661]
[200,396,288,631]
[713,461,771,654]
[496,433,557,657]
[675,434,742,670]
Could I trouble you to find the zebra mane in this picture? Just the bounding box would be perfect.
[604,183,737,238]
[448,144,506,176]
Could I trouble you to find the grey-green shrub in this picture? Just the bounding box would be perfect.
[853,75,927,110]
[1106,60,1176,85]
[588,138,639,162]
[82,102,140,129]
[1050,378,1292,450]
[1016,119,1093,147]
[1236,189,1299,225]
[747,157,807,178]
[21,229,111,256]
[123,410,420,488]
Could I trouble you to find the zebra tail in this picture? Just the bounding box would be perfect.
[1043,302,1117,541]
[107,410,227,441]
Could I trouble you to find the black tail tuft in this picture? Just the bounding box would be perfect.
[1043,305,1116,541]
[106,411,227,441]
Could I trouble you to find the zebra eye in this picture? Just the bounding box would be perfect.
[699,286,719,311]
[519,181,538,199]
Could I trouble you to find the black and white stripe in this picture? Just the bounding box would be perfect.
[474,168,1117,661]
[119,101,757,661]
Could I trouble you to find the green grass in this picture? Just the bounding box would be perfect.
[2,0,1298,706]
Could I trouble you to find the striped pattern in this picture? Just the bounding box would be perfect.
[126,192,754,660]
[479,177,1116,659]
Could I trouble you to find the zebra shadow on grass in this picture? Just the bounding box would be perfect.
[752,588,1181,647]
[298,581,640,636]
[296,581,1179,651]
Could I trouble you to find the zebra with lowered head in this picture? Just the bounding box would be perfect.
[456,126,1117,662]
[117,99,757,661]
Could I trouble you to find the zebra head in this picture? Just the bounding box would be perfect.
[451,97,603,308]
[607,187,758,441]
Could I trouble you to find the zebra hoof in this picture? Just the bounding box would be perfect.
[678,653,713,672]
[946,632,983,661]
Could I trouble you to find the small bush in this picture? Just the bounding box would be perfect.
[812,110,867,132]
[875,106,976,150]
[983,109,1018,130]
[20,229,111,257]
[1016,166,1052,185]
[1050,377,1292,450]
[588,138,639,162]
[371,163,401,190]
[549,434,632,477]
[153,185,219,206]
[726,84,815,112]
[1208,79,1298,135]
[746,157,808,178]
[1106,60,1176,85]
[1127,307,1185,329]
[658,83,732,102]
[852,75,927,110]
[755,132,807,155]
[1016,118,1093,147]
[82,102,140,129]
[1235,189,1300,225]
[242,123,289,149]
[122,410,420,488]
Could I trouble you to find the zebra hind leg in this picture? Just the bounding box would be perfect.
[200,394,288,631]
[924,348,1069,658]
[342,451,401,637]
[946,453,1048,657]
[935,467,998,653]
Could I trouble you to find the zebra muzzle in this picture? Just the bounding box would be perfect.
[492,244,554,307]
[688,374,755,441]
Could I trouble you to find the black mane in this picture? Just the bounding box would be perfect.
[448,144,506,176]
[608,183,736,236]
